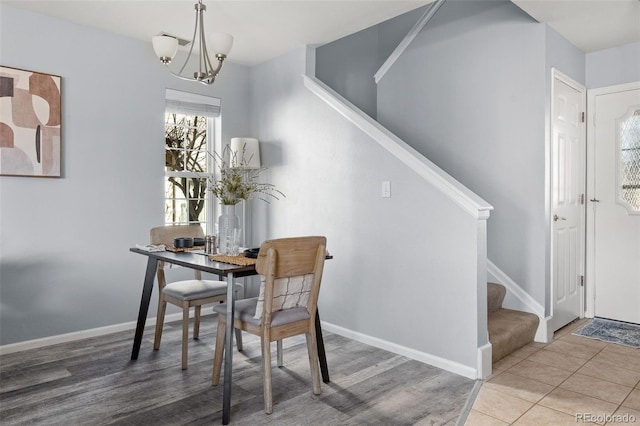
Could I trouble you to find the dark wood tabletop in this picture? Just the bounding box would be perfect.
[129,247,257,277]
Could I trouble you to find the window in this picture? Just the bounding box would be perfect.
[163,89,221,233]
[618,109,640,214]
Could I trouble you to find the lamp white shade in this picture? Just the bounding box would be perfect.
[230,137,260,169]
[152,35,179,61]
[210,32,234,56]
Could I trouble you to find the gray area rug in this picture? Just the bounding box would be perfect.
[573,317,640,348]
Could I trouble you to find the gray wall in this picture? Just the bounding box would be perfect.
[316,6,427,120]
[545,26,585,85]
[0,4,251,345]
[249,48,486,371]
[316,25,380,119]
[315,1,601,314]
[0,2,487,372]
[5,0,635,369]
[586,41,640,88]
[376,1,549,304]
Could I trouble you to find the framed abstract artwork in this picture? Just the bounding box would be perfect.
[0,66,61,177]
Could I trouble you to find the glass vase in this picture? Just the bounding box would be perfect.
[217,204,239,255]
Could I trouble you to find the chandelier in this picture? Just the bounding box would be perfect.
[152,0,233,85]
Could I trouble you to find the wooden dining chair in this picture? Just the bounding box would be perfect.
[150,224,243,370]
[211,236,327,414]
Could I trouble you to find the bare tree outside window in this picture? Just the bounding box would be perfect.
[164,113,210,226]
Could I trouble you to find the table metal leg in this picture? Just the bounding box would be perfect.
[315,310,330,383]
[222,271,235,425]
[131,257,158,360]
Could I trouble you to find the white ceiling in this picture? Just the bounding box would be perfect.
[513,0,640,53]
[1,0,431,66]
[2,0,640,66]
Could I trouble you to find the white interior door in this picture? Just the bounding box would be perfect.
[550,70,586,333]
[588,82,640,324]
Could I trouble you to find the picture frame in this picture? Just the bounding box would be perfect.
[0,65,61,177]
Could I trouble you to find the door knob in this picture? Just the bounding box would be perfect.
[590,198,600,202]
[553,214,566,222]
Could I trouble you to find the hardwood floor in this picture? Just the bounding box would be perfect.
[0,314,476,425]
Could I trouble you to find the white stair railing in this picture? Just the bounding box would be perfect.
[374,0,447,84]
[302,74,493,220]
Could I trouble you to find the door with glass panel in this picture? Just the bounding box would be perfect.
[588,82,640,324]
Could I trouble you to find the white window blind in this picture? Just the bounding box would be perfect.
[165,88,221,117]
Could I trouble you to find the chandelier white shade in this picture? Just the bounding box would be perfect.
[152,36,179,63]
[230,137,261,169]
[210,33,234,57]
[152,0,233,85]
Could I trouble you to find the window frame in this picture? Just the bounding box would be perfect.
[163,89,222,234]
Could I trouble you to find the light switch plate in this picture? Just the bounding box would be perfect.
[381,181,391,198]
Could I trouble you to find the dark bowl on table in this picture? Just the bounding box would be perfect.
[174,237,194,248]
[243,248,260,258]
[193,237,205,246]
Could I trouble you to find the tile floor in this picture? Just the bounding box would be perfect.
[465,319,640,425]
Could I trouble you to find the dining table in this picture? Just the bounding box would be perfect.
[129,247,330,424]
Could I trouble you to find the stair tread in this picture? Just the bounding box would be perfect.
[488,308,539,363]
[487,282,506,313]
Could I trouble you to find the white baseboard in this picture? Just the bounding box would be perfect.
[477,343,492,379]
[0,312,192,355]
[534,316,554,343]
[5,313,485,380]
[321,321,479,380]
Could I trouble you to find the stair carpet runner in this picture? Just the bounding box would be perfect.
[487,282,539,363]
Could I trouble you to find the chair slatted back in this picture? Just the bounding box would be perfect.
[255,236,327,325]
[256,236,326,278]
[150,224,205,286]
[150,224,204,246]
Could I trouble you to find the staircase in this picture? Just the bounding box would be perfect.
[488,282,539,363]
[304,67,494,377]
